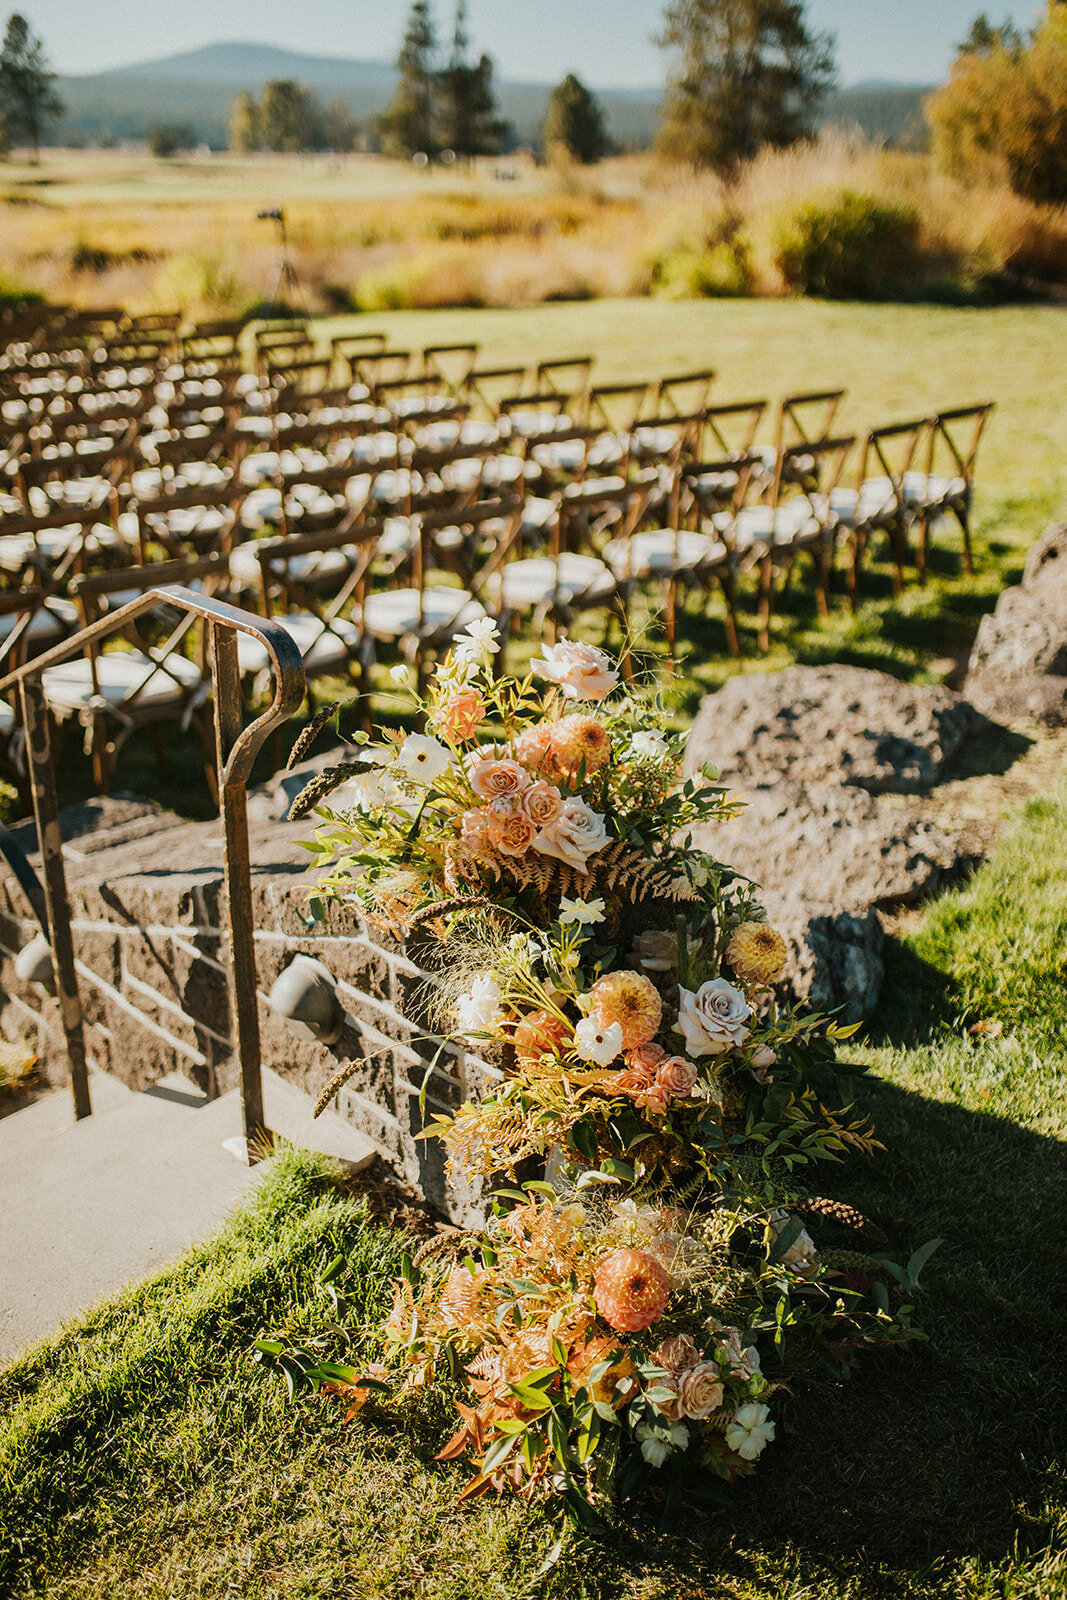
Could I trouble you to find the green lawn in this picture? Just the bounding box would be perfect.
[3,779,1065,1599]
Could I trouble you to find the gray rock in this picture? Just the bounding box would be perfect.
[965,522,1067,727]
[686,664,981,795]
[762,891,884,1024]
[693,782,961,913]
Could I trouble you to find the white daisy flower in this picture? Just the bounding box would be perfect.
[558,896,607,927]
[396,733,452,785]
[573,1016,623,1066]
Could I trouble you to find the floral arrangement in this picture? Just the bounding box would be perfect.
[260,626,934,1524]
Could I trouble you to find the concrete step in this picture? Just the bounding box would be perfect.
[0,1067,376,1362]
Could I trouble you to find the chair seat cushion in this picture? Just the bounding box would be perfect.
[902,471,967,505]
[603,529,727,578]
[0,597,79,646]
[727,503,820,548]
[229,542,354,586]
[236,612,361,676]
[500,554,615,610]
[363,586,484,641]
[42,650,203,715]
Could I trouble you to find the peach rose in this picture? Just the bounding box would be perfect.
[533,797,610,870]
[656,1056,699,1099]
[678,1361,724,1420]
[485,796,537,856]
[533,639,619,701]
[654,1334,700,1374]
[470,757,530,801]
[626,1042,666,1075]
[521,780,564,828]
[460,808,490,850]
[438,688,485,742]
[611,1066,657,1096]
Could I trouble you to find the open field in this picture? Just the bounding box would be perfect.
[2,775,1065,1600]
[2,143,1066,315]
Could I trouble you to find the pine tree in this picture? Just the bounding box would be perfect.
[377,0,439,158]
[656,0,835,173]
[543,73,610,164]
[958,12,1026,57]
[437,1,509,159]
[0,12,64,163]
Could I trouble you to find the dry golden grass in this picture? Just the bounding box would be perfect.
[1,140,1064,317]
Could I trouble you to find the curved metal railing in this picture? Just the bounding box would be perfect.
[0,587,306,1152]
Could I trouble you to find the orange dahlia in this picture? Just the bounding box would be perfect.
[515,723,556,777]
[726,921,788,985]
[549,714,611,783]
[593,1248,670,1333]
[513,1008,570,1065]
[590,970,662,1050]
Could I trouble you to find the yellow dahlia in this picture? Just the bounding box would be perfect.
[726,921,788,985]
[593,1248,670,1333]
[550,714,612,783]
[590,970,662,1050]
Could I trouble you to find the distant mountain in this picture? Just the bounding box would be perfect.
[52,41,932,152]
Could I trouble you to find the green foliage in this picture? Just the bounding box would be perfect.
[928,5,1067,203]
[0,268,42,309]
[657,0,836,171]
[0,11,64,159]
[377,0,439,158]
[147,121,195,159]
[645,219,753,298]
[543,73,611,164]
[775,188,924,299]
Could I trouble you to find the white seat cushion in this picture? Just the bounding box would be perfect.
[229,542,354,587]
[0,597,79,645]
[42,650,203,715]
[500,553,615,610]
[0,698,14,735]
[363,586,484,641]
[729,503,820,549]
[236,612,360,676]
[902,471,967,505]
[603,529,727,578]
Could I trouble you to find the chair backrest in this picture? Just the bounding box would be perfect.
[861,419,930,499]
[776,389,846,451]
[180,320,245,360]
[771,434,855,516]
[421,343,479,395]
[683,450,767,536]
[536,356,594,401]
[926,402,995,486]
[653,368,716,417]
[351,349,412,396]
[703,398,768,457]
[131,478,249,561]
[586,382,649,432]
[462,364,528,418]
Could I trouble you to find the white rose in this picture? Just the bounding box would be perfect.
[454,975,501,1035]
[533,798,610,870]
[532,639,619,701]
[675,978,751,1058]
[573,1016,623,1065]
[396,733,452,785]
[629,730,671,760]
[724,1402,776,1461]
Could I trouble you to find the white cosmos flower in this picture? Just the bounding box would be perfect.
[453,617,501,667]
[636,1421,689,1467]
[724,1402,776,1461]
[396,733,452,785]
[629,730,671,760]
[454,975,501,1035]
[573,1016,623,1065]
[389,664,411,686]
[558,896,606,927]
[336,767,397,814]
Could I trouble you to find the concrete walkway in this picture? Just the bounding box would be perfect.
[0,1067,375,1361]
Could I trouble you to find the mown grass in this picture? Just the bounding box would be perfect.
[3,779,1066,1599]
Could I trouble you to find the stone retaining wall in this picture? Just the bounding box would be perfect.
[0,792,495,1224]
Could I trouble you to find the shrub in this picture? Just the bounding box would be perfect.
[150,251,240,312]
[775,189,923,299]
[643,214,754,299]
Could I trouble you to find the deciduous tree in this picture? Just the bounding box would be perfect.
[543,73,610,164]
[656,0,835,173]
[0,12,64,163]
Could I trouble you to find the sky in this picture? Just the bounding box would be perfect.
[19,1,1047,88]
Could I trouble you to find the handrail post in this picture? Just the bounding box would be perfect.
[210,621,266,1159]
[19,677,91,1119]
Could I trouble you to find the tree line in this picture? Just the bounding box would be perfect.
[2,0,1066,205]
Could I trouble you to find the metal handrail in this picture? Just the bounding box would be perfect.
[0,586,306,1152]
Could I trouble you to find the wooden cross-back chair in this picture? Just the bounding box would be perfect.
[153,423,254,479]
[267,355,333,405]
[653,368,716,418]
[330,330,388,382]
[911,402,995,582]
[719,436,854,649]
[365,496,526,695]
[351,349,412,399]
[0,498,134,602]
[498,478,655,669]
[834,419,930,601]
[536,356,594,401]
[51,553,227,795]
[180,320,245,363]
[421,343,480,396]
[585,382,649,433]
[703,398,769,461]
[0,586,83,804]
[523,422,627,490]
[461,364,528,419]
[131,477,250,565]
[776,389,847,451]
[630,408,708,473]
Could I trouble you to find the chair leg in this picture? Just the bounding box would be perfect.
[90,718,111,797]
[957,505,974,575]
[917,512,929,586]
[719,571,743,660]
[847,530,864,614]
[757,554,773,653]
